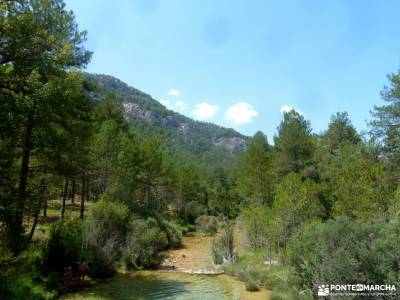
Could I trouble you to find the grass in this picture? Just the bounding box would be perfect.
[30,198,91,241]
[222,249,312,299]
[222,250,289,290]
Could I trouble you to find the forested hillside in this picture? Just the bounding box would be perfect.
[85,73,248,167]
[1,1,400,300]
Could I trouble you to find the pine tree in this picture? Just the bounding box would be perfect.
[274,110,314,177]
[0,0,91,251]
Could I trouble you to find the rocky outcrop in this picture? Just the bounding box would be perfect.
[86,73,249,155]
[214,137,247,153]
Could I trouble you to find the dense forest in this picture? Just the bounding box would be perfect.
[1,1,400,299]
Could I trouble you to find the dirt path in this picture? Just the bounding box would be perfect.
[160,231,218,273]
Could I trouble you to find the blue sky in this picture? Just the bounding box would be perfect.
[66,0,400,139]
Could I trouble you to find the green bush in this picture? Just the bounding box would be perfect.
[0,247,58,300]
[84,199,130,278]
[239,206,270,250]
[195,215,218,236]
[245,278,259,291]
[86,197,131,233]
[123,218,168,269]
[184,201,206,223]
[211,238,223,265]
[286,217,400,296]
[269,289,313,300]
[45,220,84,272]
[211,222,235,264]
[177,222,196,235]
[159,219,183,249]
[222,249,294,292]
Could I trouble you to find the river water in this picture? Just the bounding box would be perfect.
[61,232,270,300]
[61,271,269,300]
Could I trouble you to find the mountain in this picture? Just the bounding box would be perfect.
[85,73,249,167]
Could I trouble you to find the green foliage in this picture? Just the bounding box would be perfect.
[369,220,400,286]
[0,247,58,300]
[370,72,400,183]
[183,201,207,223]
[85,73,248,168]
[86,197,130,232]
[321,143,390,220]
[195,215,219,236]
[211,222,235,265]
[234,132,275,206]
[245,278,259,291]
[239,206,270,250]
[84,199,130,278]
[0,0,91,251]
[274,110,314,176]
[270,173,323,250]
[176,222,196,235]
[123,218,168,269]
[45,220,84,272]
[286,218,400,296]
[388,186,400,218]
[269,289,313,300]
[207,167,238,217]
[2,0,400,298]
[158,219,183,249]
[222,250,295,293]
[322,112,361,153]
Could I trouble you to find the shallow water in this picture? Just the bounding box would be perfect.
[61,232,270,300]
[61,271,269,300]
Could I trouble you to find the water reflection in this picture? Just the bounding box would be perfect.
[61,271,268,300]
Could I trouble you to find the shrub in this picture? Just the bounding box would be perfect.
[245,278,259,292]
[0,247,58,300]
[286,217,399,296]
[222,250,292,291]
[177,223,196,235]
[195,215,218,236]
[84,199,130,278]
[371,219,400,286]
[86,197,131,233]
[269,289,313,300]
[45,220,84,272]
[159,219,183,249]
[239,206,270,250]
[211,222,235,265]
[184,201,206,223]
[123,218,168,269]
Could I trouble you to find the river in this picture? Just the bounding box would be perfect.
[61,232,270,300]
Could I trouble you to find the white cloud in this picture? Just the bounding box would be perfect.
[280,105,303,115]
[159,99,171,107]
[160,98,186,112]
[168,88,181,97]
[174,100,186,112]
[192,102,219,120]
[224,102,258,125]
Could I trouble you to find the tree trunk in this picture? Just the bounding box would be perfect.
[80,178,85,220]
[71,179,76,204]
[29,178,46,242]
[86,180,90,202]
[13,116,34,253]
[28,209,40,241]
[43,197,47,217]
[60,177,69,221]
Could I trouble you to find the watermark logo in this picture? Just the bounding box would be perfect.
[317,285,330,296]
[317,284,397,297]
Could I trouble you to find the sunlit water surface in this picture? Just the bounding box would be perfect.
[61,270,269,300]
